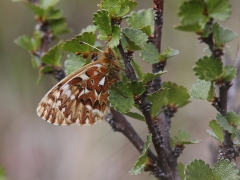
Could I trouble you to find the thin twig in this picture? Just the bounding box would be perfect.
[151,0,164,92]
[152,0,180,179]
[106,108,158,162]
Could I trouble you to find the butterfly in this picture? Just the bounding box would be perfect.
[36,48,120,125]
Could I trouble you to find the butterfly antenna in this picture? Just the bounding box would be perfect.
[79,41,104,53]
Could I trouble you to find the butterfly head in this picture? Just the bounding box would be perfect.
[104,48,116,61]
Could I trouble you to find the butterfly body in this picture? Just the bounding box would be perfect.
[37,48,120,125]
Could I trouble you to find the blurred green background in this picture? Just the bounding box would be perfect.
[0,0,240,180]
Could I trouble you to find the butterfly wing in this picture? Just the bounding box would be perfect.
[37,62,110,125]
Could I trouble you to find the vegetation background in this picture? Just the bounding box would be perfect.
[0,0,240,179]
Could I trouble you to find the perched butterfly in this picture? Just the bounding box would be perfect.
[36,48,120,125]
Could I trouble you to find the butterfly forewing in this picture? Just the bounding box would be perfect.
[37,49,120,125]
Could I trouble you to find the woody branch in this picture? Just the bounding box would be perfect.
[200,19,238,160]
[117,25,173,179]
[151,0,180,179]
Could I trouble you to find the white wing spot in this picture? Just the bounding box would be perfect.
[99,77,105,86]
[56,100,61,107]
[86,105,92,110]
[62,84,69,92]
[92,109,103,116]
[61,108,65,113]
[80,74,90,80]
[70,95,75,100]
[67,114,71,121]
[76,118,80,124]
[78,89,90,98]
[85,118,90,124]
[55,91,60,98]
[64,90,71,98]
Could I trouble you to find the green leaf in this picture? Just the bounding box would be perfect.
[139,26,152,37]
[117,0,137,17]
[41,41,63,66]
[216,114,235,133]
[222,65,237,82]
[127,9,154,36]
[122,28,148,46]
[203,47,212,55]
[99,0,121,17]
[212,159,240,180]
[118,0,137,17]
[178,0,209,27]
[99,0,137,17]
[130,60,143,80]
[130,59,166,83]
[108,25,121,48]
[159,47,179,61]
[125,0,138,11]
[30,53,41,68]
[128,81,145,95]
[40,0,60,9]
[64,54,88,75]
[213,23,238,48]
[33,30,42,49]
[39,66,54,74]
[47,9,63,20]
[93,10,112,40]
[206,0,231,21]
[25,2,45,16]
[129,134,152,175]
[147,88,169,118]
[177,163,185,180]
[14,35,35,51]
[207,120,224,142]
[121,34,142,50]
[193,56,223,81]
[63,32,97,53]
[140,43,159,64]
[37,66,53,83]
[178,129,190,142]
[235,129,240,141]
[174,23,202,32]
[185,160,212,180]
[124,112,145,121]
[162,82,190,107]
[48,18,69,35]
[142,71,166,84]
[109,82,134,113]
[202,25,212,38]
[173,129,201,145]
[81,25,97,34]
[189,79,214,100]
[226,111,240,127]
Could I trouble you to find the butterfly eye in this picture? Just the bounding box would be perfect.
[105,53,112,59]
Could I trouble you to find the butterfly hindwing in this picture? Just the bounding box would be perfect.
[37,63,108,125]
